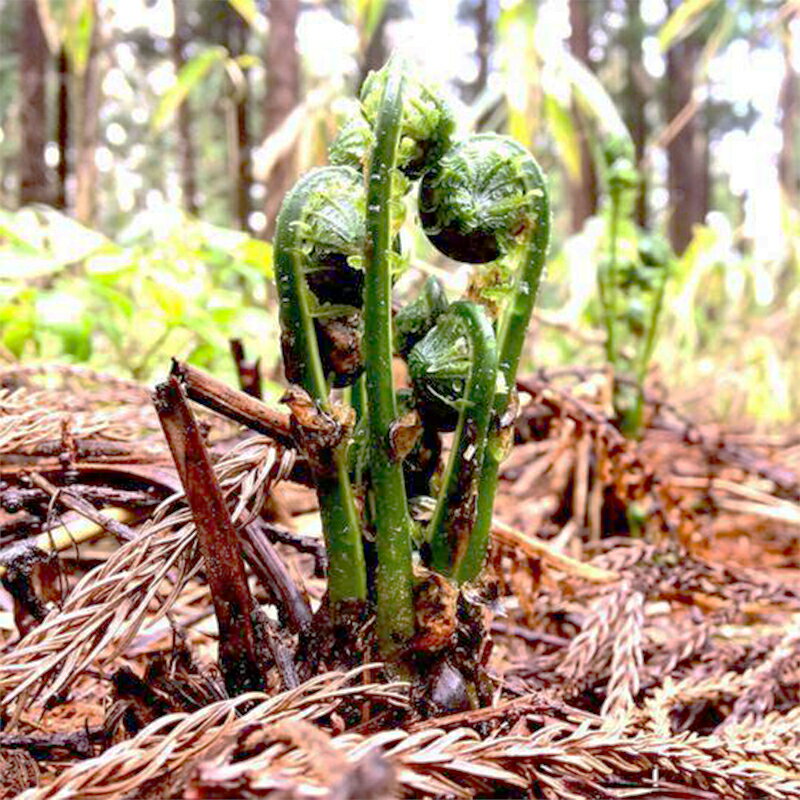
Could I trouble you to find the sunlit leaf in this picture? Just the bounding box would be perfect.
[234,54,261,70]
[561,52,630,144]
[2,318,34,358]
[544,93,581,181]
[0,252,63,279]
[144,277,186,323]
[226,0,267,32]
[152,46,228,131]
[234,238,273,276]
[364,0,389,40]
[0,207,108,269]
[659,0,718,51]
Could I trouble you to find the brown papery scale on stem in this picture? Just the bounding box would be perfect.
[281,386,354,480]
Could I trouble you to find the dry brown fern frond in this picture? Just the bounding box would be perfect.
[0,386,162,455]
[42,712,800,800]
[717,618,800,730]
[19,666,408,800]
[599,585,645,723]
[0,437,294,718]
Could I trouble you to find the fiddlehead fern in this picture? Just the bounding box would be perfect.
[329,114,375,171]
[419,134,544,265]
[363,59,417,656]
[360,64,456,180]
[394,275,449,359]
[274,167,367,616]
[419,133,551,583]
[276,165,366,390]
[417,302,498,579]
[273,57,551,668]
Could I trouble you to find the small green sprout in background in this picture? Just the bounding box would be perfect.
[596,134,675,437]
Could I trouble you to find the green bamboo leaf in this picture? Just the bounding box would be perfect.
[364,0,389,39]
[36,0,94,73]
[234,54,261,70]
[152,46,228,131]
[346,0,388,39]
[544,93,581,181]
[659,0,718,51]
[226,0,267,31]
[561,52,629,144]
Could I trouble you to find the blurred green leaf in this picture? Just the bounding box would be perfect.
[226,0,267,31]
[234,54,261,70]
[0,206,108,264]
[3,319,34,358]
[561,52,630,146]
[234,238,273,276]
[153,46,228,131]
[659,0,718,51]
[544,93,581,182]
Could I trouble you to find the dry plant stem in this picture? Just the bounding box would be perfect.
[26,471,138,542]
[0,437,291,717]
[154,375,265,695]
[491,518,618,583]
[172,359,293,447]
[364,59,415,655]
[0,728,101,760]
[241,522,313,634]
[229,338,263,399]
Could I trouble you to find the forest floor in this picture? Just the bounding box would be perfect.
[2,363,800,799]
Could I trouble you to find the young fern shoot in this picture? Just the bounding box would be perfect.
[417,134,551,582]
[274,58,550,672]
[273,168,367,618]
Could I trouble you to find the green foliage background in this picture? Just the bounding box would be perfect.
[1,0,798,426]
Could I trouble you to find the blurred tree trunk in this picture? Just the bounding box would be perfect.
[263,0,300,240]
[458,0,492,101]
[55,48,70,210]
[19,0,49,206]
[623,0,648,227]
[171,0,199,215]
[699,98,711,228]
[779,28,798,205]
[664,5,706,254]
[359,6,389,86]
[227,10,251,231]
[75,3,101,226]
[568,0,598,232]
[358,0,408,88]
